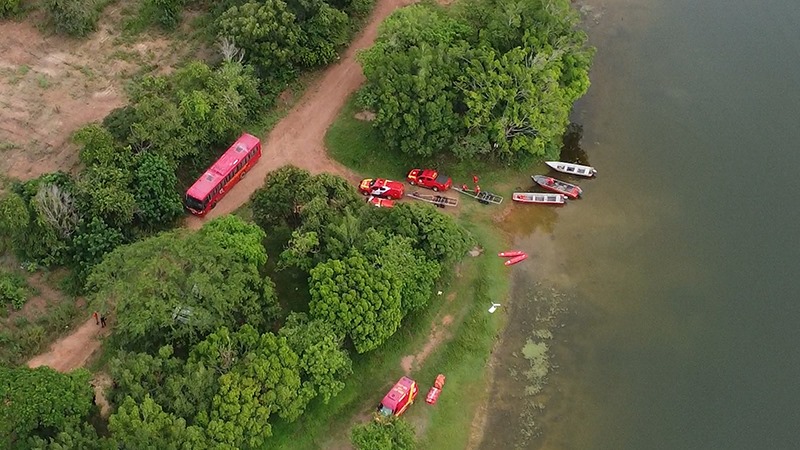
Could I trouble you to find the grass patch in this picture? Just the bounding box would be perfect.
[325,96,544,189]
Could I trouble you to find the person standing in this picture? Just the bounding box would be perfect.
[100,315,107,328]
[92,311,99,325]
[472,175,479,185]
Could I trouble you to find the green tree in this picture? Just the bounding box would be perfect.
[142,0,185,30]
[362,230,440,313]
[358,4,469,157]
[26,423,117,450]
[127,61,263,165]
[295,2,350,67]
[309,251,402,353]
[73,124,130,168]
[190,325,312,447]
[385,202,474,264]
[0,366,94,447]
[0,270,30,310]
[69,216,124,289]
[251,165,313,229]
[76,165,136,228]
[86,216,278,351]
[0,0,20,17]
[358,0,593,160]
[351,417,416,450]
[131,152,183,230]
[9,173,77,267]
[109,395,206,450]
[279,312,352,402]
[0,192,28,253]
[217,1,303,86]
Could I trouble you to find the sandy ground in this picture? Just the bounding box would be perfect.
[0,6,199,180]
[27,317,109,371]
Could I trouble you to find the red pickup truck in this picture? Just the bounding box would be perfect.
[406,168,452,192]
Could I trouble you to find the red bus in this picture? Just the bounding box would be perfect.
[185,133,262,216]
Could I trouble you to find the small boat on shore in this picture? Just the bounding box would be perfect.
[545,161,597,177]
[512,192,567,204]
[498,250,525,258]
[532,175,582,199]
[504,253,528,266]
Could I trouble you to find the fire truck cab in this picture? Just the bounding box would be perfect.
[377,376,418,417]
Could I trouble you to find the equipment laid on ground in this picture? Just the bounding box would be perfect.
[454,186,503,205]
[407,191,458,208]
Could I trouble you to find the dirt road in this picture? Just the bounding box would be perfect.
[27,317,108,372]
[187,0,415,229]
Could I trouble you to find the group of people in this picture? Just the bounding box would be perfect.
[92,311,107,328]
[461,175,481,194]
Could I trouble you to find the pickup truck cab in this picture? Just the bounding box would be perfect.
[406,169,452,192]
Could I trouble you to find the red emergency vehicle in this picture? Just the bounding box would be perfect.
[377,376,418,417]
[406,168,452,192]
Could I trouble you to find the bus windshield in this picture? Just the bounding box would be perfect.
[185,195,205,212]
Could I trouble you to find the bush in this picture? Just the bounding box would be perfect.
[0,271,29,310]
[0,0,20,17]
[141,0,184,30]
[44,0,101,37]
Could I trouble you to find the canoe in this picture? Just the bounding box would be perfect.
[504,253,528,266]
[498,250,525,258]
[532,175,582,199]
[545,161,597,177]
[512,192,567,204]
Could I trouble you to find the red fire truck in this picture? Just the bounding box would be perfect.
[377,376,418,417]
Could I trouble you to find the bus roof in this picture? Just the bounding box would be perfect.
[186,133,260,200]
[381,376,416,410]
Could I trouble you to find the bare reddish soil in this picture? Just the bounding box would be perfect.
[0,7,198,180]
[27,317,108,371]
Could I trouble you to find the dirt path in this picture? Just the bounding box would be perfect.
[27,317,108,371]
[187,0,415,229]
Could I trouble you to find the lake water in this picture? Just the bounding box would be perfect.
[480,0,800,449]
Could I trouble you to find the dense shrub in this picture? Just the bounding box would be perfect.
[44,0,101,37]
[0,0,21,17]
[0,271,29,310]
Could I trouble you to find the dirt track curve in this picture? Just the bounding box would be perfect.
[27,0,415,372]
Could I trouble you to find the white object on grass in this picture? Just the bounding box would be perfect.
[488,303,501,314]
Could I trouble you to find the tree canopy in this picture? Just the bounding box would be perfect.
[351,417,417,450]
[309,250,402,353]
[86,215,279,351]
[358,0,594,160]
[0,366,94,447]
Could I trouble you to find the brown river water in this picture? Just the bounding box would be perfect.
[478,0,800,449]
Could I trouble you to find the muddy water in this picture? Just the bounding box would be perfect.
[480,1,800,449]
